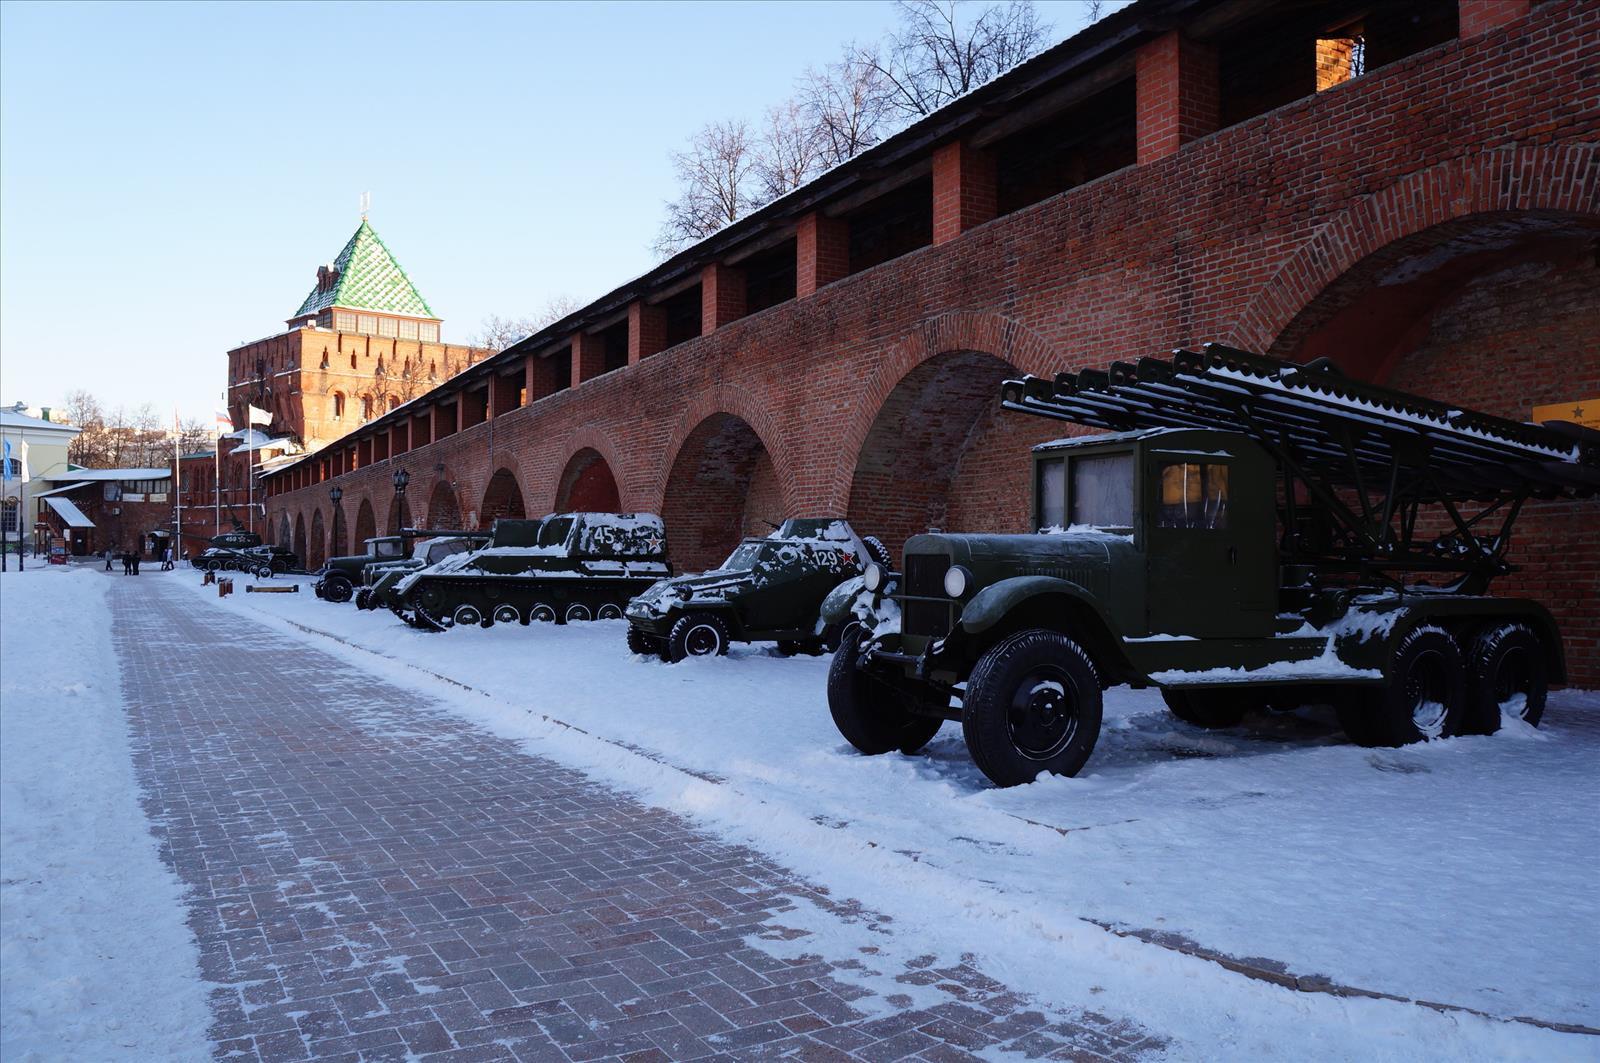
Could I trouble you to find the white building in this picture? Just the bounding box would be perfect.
[0,404,81,552]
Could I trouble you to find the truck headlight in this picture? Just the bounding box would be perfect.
[943,565,972,599]
[863,562,884,592]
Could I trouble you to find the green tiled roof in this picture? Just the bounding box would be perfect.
[293,219,435,319]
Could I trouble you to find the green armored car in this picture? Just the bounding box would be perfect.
[315,530,489,604]
[355,535,487,611]
[391,512,671,631]
[624,518,892,661]
[828,345,1597,788]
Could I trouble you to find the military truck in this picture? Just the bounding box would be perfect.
[827,345,1597,788]
[314,530,488,603]
[355,535,486,611]
[623,519,892,661]
[391,512,671,631]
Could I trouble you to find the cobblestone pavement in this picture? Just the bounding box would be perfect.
[111,577,1162,1062]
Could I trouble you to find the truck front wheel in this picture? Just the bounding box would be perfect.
[827,626,943,755]
[962,629,1102,787]
[1338,624,1466,747]
[667,612,730,662]
[322,576,353,603]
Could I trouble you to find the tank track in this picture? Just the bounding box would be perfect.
[397,573,656,632]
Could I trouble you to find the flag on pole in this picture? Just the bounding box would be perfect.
[247,405,273,427]
[2,438,29,483]
[214,408,233,436]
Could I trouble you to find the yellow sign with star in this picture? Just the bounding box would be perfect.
[1532,400,1599,430]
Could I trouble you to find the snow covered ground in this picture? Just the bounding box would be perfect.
[1,567,211,1062]
[178,571,1600,1060]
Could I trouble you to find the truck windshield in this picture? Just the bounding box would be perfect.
[1071,453,1134,528]
[723,542,763,570]
[372,540,403,558]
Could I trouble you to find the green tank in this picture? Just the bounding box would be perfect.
[355,535,487,612]
[623,519,890,662]
[391,513,671,631]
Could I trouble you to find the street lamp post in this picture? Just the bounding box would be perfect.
[392,468,409,533]
[329,485,343,556]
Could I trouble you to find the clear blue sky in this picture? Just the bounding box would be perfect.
[0,0,1124,422]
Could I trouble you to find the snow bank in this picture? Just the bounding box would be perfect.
[1,568,210,1061]
[179,573,1600,1058]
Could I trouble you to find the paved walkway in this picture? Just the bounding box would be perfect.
[111,576,1161,1062]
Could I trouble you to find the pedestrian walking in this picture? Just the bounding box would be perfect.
[162,546,172,571]
[120,552,132,575]
[103,548,113,572]
[131,551,141,575]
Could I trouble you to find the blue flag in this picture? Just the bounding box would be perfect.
[2,439,10,482]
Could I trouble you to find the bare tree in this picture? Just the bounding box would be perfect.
[652,119,758,257]
[858,0,1050,119]
[799,48,895,167]
[753,99,827,202]
[470,296,585,354]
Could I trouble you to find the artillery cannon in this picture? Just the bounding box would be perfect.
[391,512,671,631]
[829,344,1597,788]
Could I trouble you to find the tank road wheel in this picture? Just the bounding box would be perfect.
[354,587,372,610]
[961,629,1102,787]
[827,626,942,755]
[1338,624,1466,747]
[205,559,222,573]
[1464,621,1549,733]
[322,576,353,603]
[1160,688,1248,729]
[255,564,274,580]
[667,612,729,662]
[452,603,484,629]
[492,604,521,626]
[564,602,593,624]
[627,625,667,659]
[597,603,624,621]
[528,602,557,624]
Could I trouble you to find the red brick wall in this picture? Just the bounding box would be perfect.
[267,4,1599,681]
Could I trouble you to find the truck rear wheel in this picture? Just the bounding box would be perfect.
[1338,624,1466,747]
[1464,621,1548,733]
[667,612,729,662]
[962,629,1102,787]
[1160,688,1248,729]
[827,626,943,755]
[323,576,353,603]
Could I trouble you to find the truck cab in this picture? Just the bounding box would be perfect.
[880,428,1277,669]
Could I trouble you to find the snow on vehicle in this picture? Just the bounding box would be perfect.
[391,513,671,631]
[315,529,489,604]
[623,518,893,662]
[355,534,487,611]
[827,344,1598,788]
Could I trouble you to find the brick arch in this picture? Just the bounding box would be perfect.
[554,449,621,514]
[1231,142,1600,358]
[660,412,787,575]
[481,467,528,526]
[329,504,348,559]
[386,491,413,536]
[824,310,1058,516]
[543,426,630,514]
[651,384,798,517]
[353,497,377,545]
[424,475,463,530]
[308,508,326,569]
[292,511,307,566]
[277,513,290,550]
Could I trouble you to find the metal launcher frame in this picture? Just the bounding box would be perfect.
[1002,344,1600,593]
